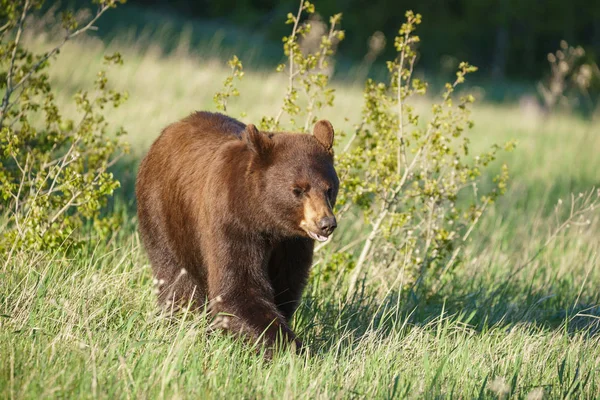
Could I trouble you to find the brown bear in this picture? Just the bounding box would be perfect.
[136,111,338,353]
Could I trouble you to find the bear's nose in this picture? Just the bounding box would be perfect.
[317,216,337,235]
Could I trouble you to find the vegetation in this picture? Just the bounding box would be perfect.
[1,1,600,398]
[0,0,128,253]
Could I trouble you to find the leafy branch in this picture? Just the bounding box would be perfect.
[0,0,128,255]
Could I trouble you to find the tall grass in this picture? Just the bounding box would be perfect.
[1,8,600,399]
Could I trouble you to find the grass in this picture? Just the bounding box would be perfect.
[2,6,600,399]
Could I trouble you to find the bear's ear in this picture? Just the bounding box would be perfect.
[312,120,334,154]
[243,124,272,156]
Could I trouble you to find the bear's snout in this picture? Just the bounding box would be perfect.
[300,193,338,242]
[317,216,337,235]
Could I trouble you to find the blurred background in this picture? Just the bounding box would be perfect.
[60,0,600,98]
[130,0,600,79]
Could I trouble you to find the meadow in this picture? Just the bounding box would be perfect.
[1,6,600,399]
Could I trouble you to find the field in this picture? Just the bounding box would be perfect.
[2,6,600,399]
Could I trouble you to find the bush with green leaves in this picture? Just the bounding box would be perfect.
[338,13,515,296]
[0,0,127,255]
[216,2,515,296]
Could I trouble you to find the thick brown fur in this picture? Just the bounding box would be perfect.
[136,111,339,353]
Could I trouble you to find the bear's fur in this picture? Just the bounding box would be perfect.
[136,111,339,352]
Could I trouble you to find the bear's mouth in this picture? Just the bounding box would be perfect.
[305,230,329,242]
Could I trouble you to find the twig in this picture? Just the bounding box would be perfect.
[274,0,304,126]
[303,16,339,131]
[395,30,413,176]
[0,0,29,126]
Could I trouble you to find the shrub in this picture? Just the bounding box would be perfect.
[337,13,515,296]
[215,1,515,296]
[0,0,127,256]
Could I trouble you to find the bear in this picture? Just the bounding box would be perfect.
[136,111,339,353]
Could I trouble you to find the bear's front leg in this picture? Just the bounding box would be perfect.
[205,232,302,355]
[269,237,314,322]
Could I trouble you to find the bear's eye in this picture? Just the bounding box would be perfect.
[293,187,304,198]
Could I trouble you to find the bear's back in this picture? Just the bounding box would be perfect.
[136,112,247,273]
[182,111,246,139]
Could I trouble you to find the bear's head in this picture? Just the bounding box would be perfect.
[242,121,339,242]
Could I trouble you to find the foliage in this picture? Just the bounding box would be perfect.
[0,0,127,255]
[213,55,244,113]
[338,12,515,295]
[258,1,344,132]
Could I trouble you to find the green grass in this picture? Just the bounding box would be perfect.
[2,10,600,399]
